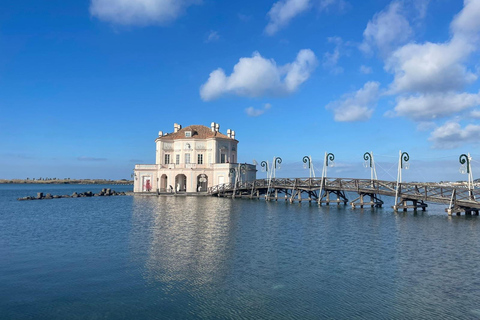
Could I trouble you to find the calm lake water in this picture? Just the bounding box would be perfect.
[1,184,480,319]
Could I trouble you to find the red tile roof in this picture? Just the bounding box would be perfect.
[156,125,236,141]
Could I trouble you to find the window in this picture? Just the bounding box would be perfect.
[197,154,203,164]
[165,154,170,164]
[185,153,191,164]
[220,154,226,163]
[185,131,192,137]
[176,154,180,165]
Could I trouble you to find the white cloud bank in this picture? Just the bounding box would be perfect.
[386,0,480,123]
[394,92,480,121]
[200,49,317,101]
[326,81,380,122]
[265,0,347,35]
[90,0,200,25]
[429,121,480,149]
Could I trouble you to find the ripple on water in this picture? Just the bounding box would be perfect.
[1,185,480,319]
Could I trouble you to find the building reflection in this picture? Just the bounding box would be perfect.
[131,196,236,289]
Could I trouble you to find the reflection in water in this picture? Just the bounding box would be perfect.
[4,184,480,319]
[132,196,235,290]
[126,195,480,319]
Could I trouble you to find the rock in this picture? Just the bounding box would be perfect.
[44,193,53,199]
[53,195,62,198]
[36,192,43,199]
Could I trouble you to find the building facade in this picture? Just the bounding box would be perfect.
[133,122,257,193]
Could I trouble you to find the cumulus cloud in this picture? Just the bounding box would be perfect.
[450,0,480,37]
[90,0,200,25]
[326,81,380,122]
[265,0,346,35]
[429,121,480,149]
[385,0,480,95]
[245,103,272,117]
[200,49,317,101]
[394,91,480,120]
[360,1,413,55]
[385,38,477,94]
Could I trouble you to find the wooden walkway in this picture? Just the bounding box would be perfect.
[208,178,480,216]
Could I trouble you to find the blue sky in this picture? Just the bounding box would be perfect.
[1,0,480,182]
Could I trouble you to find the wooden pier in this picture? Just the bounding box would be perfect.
[208,178,480,216]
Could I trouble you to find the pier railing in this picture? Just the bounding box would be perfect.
[208,178,480,215]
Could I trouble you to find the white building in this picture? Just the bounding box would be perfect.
[133,122,257,193]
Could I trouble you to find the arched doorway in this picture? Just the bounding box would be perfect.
[197,174,208,192]
[160,174,168,192]
[175,174,187,192]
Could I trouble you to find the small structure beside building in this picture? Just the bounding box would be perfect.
[133,122,256,193]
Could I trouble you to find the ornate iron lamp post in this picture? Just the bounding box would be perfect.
[363,151,378,181]
[394,151,410,211]
[459,153,474,200]
[303,156,315,178]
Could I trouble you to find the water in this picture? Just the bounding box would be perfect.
[1,184,480,319]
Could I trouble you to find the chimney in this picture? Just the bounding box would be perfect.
[158,131,163,137]
[211,122,216,132]
[215,123,220,132]
[231,130,235,139]
[174,123,182,133]
[227,129,231,138]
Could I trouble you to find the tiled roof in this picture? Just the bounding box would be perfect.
[157,125,235,141]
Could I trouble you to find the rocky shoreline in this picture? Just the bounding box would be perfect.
[2,179,133,185]
[17,188,127,201]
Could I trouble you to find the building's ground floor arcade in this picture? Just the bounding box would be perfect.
[133,164,256,193]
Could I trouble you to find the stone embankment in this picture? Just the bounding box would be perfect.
[17,188,126,201]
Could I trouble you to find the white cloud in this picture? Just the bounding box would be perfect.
[264,0,346,35]
[394,91,480,120]
[90,0,200,25]
[384,0,480,95]
[360,1,413,55]
[205,30,220,43]
[326,81,380,122]
[265,0,311,36]
[450,0,480,37]
[470,109,480,118]
[429,121,480,149]
[200,49,317,101]
[322,36,343,74]
[359,65,372,74]
[385,38,477,94]
[245,103,272,117]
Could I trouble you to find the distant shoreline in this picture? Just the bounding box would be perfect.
[0,179,133,185]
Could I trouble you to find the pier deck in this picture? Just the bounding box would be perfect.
[209,178,480,216]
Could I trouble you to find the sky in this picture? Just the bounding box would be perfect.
[1,0,480,182]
